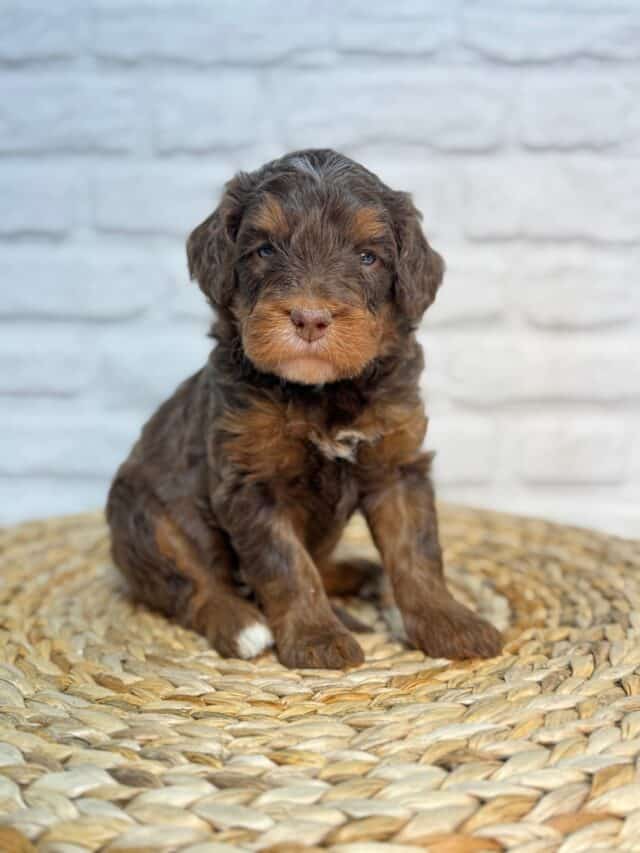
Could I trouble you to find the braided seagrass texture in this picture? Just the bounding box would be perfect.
[1,506,640,853]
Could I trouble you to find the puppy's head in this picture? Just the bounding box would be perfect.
[187,149,443,385]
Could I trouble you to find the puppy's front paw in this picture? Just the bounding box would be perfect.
[206,598,274,660]
[405,599,502,660]
[276,619,364,669]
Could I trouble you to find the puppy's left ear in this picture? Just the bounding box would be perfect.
[390,191,444,328]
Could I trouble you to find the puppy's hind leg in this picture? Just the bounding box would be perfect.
[107,477,273,660]
[318,558,381,633]
[319,557,382,599]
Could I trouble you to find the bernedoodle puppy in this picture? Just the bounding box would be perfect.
[106,148,502,669]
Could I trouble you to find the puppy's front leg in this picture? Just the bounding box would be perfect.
[362,458,502,660]
[212,480,364,669]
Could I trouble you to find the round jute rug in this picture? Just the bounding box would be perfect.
[1,506,640,853]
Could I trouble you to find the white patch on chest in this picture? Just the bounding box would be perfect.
[309,429,374,462]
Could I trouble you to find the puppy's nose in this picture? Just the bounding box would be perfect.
[290,307,333,343]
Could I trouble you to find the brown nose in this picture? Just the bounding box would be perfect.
[290,307,332,343]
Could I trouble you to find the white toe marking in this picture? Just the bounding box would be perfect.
[236,623,274,659]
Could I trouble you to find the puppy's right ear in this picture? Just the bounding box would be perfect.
[186,173,250,309]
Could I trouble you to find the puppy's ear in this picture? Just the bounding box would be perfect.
[389,191,444,328]
[186,172,251,309]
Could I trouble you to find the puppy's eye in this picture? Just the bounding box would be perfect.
[256,243,275,258]
[360,251,377,266]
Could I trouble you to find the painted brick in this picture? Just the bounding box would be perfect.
[446,337,640,406]
[0,327,97,396]
[170,282,212,324]
[498,1,638,9]
[0,3,81,63]
[231,143,298,174]
[152,72,268,154]
[462,7,640,63]
[418,341,452,409]
[428,416,499,485]
[97,326,212,410]
[0,166,78,237]
[336,0,455,55]
[0,247,180,320]
[274,68,511,152]
[520,74,633,150]
[0,478,110,525]
[515,250,637,329]
[93,0,330,65]
[436,488,640,541]
[517,418,630,485]
[0,414,139,477]
[425,248,506,327]
[0,75,141,154]
[465,158,640,243]
[92,163,230,236]
[588,11,640,60]
[631,422,640,485]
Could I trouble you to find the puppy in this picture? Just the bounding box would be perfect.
[106,149,502,668]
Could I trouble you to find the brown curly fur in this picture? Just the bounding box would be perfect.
[106,149,502,668]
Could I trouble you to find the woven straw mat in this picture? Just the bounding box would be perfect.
[1,505,640,853]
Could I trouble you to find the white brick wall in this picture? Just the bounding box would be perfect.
[2,0,639,538]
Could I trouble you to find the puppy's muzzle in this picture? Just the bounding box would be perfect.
[290,307,333,343]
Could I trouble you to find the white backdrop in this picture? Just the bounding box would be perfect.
[1,0,639,536]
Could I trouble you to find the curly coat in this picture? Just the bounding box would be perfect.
[106,149,502,668]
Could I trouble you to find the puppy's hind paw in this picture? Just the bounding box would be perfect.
[205,598,273,660]
[235,622,274,659]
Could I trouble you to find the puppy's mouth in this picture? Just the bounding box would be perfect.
[240,299,387,385]
[275,332,338,384]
